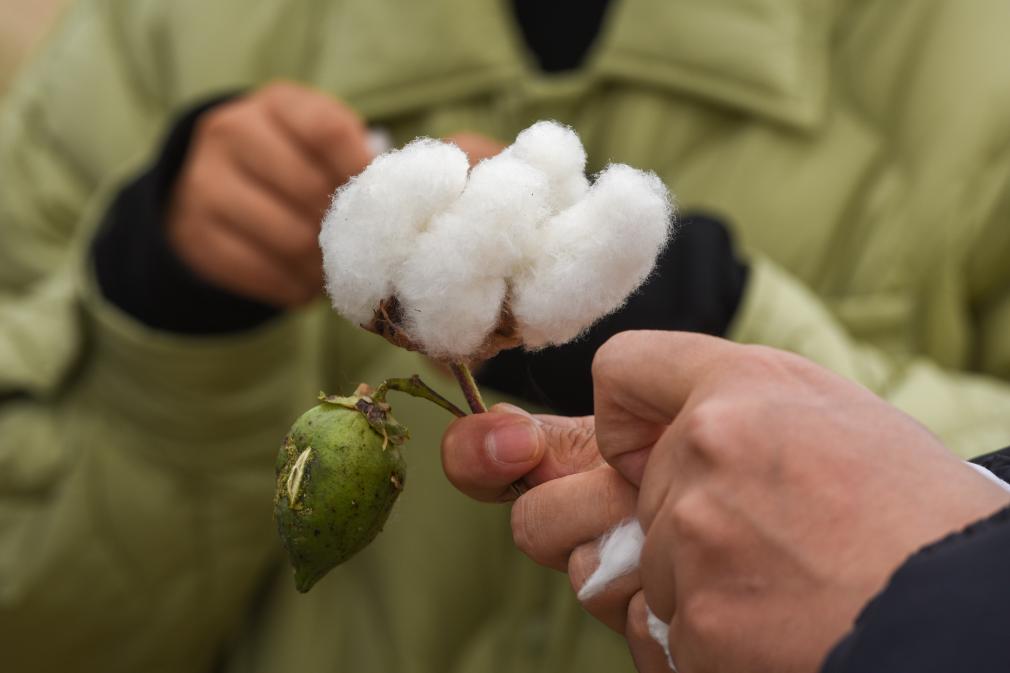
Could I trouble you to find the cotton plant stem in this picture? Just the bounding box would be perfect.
[449,362,487,414]
[373,375,467,418]
[448,362,529,498]
[385,363,527,498]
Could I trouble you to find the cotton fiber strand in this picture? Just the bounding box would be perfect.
[579,518,676,670]
[646,605,678,671]
[319,120,675,361]
[577,517,645,601]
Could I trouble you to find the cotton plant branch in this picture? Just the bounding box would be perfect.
[274,121,676,592]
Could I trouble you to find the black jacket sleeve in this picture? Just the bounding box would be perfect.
[821,445,1010,673]
[92,96,281,334]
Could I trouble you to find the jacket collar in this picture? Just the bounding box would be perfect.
[590,0,839,130]
[330,0,837,131]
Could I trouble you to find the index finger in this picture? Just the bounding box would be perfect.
[591,330,739,485]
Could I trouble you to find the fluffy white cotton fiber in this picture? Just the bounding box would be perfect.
[647,605,678,671]
[579,518,677,670]
[506,120,589,212]
[577,517,645,601]
[319,121,674,360]
[512,164,672,348]
[320,138,469,324]
[398,153,552,358]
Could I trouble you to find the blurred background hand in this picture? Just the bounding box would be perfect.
[167,82,373,307]
[445,131,506,166]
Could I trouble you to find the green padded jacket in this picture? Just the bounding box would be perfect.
[2,0,1010,671]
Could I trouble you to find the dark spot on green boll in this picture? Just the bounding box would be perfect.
[273,399,407,593]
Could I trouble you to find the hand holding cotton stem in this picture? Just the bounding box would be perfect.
[274,122,674,593]
[320,120,675,368]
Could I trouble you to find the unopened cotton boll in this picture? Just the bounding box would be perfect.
[512,163,673,348]
[396,153,553,359]
[320,138,469,324]
[506,120,589,212]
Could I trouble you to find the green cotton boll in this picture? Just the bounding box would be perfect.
[274,396,407,592]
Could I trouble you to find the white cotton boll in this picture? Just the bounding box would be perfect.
[396,153,553,359]
[577,518,645,602]
[507,120,589,213]
[320,138,469,324]
[512,163,674,347]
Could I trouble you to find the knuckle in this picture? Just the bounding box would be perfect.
[678,591,722,644]
[736,344,807,380]
[668,489,710,541]
[316,113,360,149]
[554,424,600,471]
[625,592,653,642]
[592,332,638,384]
[681,401,732,460]
[196,105,242,140]
[194,182,234,222]
[510,495,549,564]
[258,80,300,106]
[599,469,635,524]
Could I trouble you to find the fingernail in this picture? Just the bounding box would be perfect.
[486,420,539,464]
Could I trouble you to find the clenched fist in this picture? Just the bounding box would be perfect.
[594,332,1010,672]
[441,331,1010,673]
[167,82,373,307]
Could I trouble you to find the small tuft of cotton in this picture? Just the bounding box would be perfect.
[512,164,674,348]
[366,127,393,157]
[506,120,589,212]
[646,605,678,671]
[320,138,469,324]
[967,461,1010,493]
[577,518,645,602]
[396,153,553,359]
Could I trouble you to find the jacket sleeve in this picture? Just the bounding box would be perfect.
[729,224,1010,459]
[821,446,1010,673]
[0,4,336,671]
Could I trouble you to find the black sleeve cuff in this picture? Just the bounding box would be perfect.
[822,467,1010,673]
[477,213,748,415]
[92,95,281,334]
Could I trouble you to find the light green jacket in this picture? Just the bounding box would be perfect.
[2,0,1010,671]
